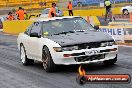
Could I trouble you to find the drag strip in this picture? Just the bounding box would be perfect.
[0,32,132,88]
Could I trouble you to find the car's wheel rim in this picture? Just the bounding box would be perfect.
[42,50,48,70]
[124,10,128,14]
[21,46,26,64]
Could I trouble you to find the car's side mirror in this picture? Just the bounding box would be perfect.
[94,25,99,30]
[30,33,41,38]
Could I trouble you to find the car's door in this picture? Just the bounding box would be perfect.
[22,25,33,57]
[28,22,42,60]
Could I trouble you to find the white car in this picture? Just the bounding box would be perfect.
[17,16,118,72]
[0,16,7,29]
[40,8,63,18]
[121,5,132,15]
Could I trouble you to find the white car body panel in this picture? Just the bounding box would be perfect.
[18,33,118,65]
[121,5,132,13]
[18,33,61,62]
[17,17,118,65]
[40,14,48,18]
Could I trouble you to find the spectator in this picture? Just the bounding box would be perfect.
[104,0,112,21]
[23,8,28,20]
[67,1,73,16]
[7,12,15,21]
[77,0,82,7]
[16,7,27,20]
[48,3,57,18]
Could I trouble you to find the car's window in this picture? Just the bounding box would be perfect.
[42,8,59,14]
[42,9,49,14]
[24,25,32,35]
[30,22,42,35]
[42,17,94,36]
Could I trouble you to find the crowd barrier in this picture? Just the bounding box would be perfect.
[27,7,121,19]
[63,7,121,16]
[99,26,132,44]
[28,13,41,19]
[3,20,34,34]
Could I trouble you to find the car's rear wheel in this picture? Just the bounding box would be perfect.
[42,46,56,72]
[123,9,129,15]
[103,55,117,65]
[20,44,34,65]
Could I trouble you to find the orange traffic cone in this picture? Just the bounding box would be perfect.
[130,12,132,22]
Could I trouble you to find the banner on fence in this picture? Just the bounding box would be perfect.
[100,26,132,43]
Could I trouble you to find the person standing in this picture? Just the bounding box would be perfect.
[48,3,57,18]
[16,7,27,20]
[104,0,112,21]
[7,12,15,21]
[67,1,73,16]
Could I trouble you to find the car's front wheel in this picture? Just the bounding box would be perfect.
[103,55,117,65]
[20,44,34,65]
[123,9,129,15]
[42,46,56,72]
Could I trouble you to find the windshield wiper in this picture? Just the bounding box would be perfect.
[53,31,75,35]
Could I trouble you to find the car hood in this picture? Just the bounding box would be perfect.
[122,5,131,8]
[47,31,114,46]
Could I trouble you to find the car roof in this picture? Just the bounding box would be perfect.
[31,16,80,22]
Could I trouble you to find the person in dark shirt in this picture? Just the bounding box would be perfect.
[104,0,112,21]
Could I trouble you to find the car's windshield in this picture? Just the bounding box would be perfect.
[42,8,59,14]
[42,9,49,14]
[42,17,94,36]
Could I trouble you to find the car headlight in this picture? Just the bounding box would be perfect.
[53,47,62,52]
[101,42,107,47]
[62,46,78,51]
[109,41,115,46]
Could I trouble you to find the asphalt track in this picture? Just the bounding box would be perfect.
[0,32,132,88]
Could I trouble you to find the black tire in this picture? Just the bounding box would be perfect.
[42,46,56,72]
[20,44,34,66]
[123,9,129,15]
[103,55,117,65]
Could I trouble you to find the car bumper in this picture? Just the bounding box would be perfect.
[51,45,118,65]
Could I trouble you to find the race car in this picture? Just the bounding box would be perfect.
[121,5,132,15]
[17,16,118,72]
[40,8,63,18]
[0,16,7,29]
